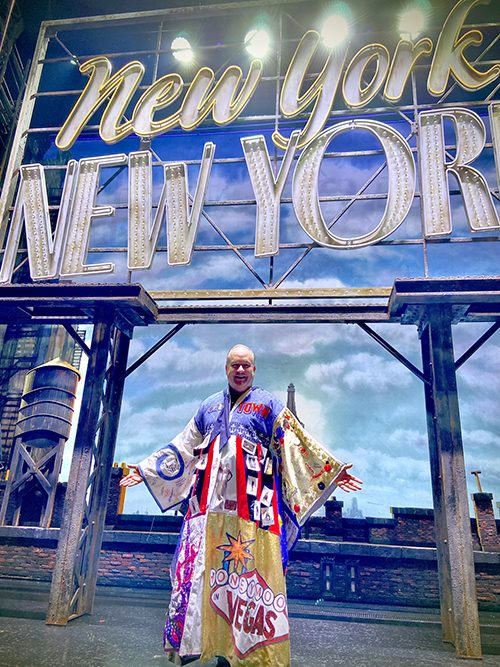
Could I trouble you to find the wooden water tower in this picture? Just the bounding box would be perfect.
[0,358,80,527]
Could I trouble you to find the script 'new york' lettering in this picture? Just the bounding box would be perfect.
[56,58,262,150]
[54,0,500,152]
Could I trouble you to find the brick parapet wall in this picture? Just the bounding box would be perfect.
[2,478,498,551]
[390,507,436,547]
[97,548,173,589]
[0,527,499,610]
[0,534,57,582]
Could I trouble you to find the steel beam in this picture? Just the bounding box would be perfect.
[122,323,185,380]
[420,305,481,659]
[0,23,50,248]
[156,304,390,324]
[454,320,500,370]
[150,287,392,300]
[78,326,131,616]
[356,321,428,384]
[46,306,114,626]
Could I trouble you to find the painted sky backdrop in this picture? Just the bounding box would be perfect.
[21,0,500,517]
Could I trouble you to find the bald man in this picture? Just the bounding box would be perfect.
[121,344,362,667]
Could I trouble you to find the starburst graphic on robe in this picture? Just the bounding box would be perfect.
[217,531,255,573]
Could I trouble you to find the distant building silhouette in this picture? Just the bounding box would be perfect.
[287,383,304,426]
[345,496,364,519]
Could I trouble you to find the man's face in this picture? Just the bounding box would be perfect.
[225,347,256,393]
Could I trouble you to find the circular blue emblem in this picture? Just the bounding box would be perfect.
[155,445,185,480]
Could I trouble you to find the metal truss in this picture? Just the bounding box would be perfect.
[0,0,499,657]
[23,286,158,624]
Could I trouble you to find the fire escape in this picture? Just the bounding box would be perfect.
[0,0,29,186]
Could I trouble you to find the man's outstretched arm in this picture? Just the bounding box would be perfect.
[335,463,363,493]
[119,463,143,487]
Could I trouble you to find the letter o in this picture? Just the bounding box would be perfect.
[343,44,390,108]
[216,569,229,586]
[292,120,415,248]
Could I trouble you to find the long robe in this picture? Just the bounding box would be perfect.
[137,386,346,667]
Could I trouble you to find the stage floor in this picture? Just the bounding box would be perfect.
[0,579,499,666]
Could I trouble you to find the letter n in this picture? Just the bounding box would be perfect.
[0,161,78,284]
[56,57,144,150]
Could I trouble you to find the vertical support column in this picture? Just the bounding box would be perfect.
[420,304,481,659]
[46,306,114,626]
[78,325,131,616]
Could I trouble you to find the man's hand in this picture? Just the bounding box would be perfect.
[119,463,144,487]
[335,463,363,492]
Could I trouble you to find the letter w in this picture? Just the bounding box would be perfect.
[0,162,78,284]
[180,62,262,129]
[128,143,215,269]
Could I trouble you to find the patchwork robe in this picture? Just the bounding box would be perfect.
[137,386,346,667]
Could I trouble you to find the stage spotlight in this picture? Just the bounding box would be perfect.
[399,10,425,39]
[244,29,270,57]
[321,15,349,48]
[171,36,193,63]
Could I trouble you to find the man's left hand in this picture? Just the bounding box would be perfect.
[335,463,363,492]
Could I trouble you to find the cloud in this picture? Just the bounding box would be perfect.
[304,361,346,401]
[256,324,343,356]
[306,352,413,395]
[131,250,252,291]
[463,428,500,448]
[117,400,200,458]
[387,428,428,454]
[125,336,226,391]
[279,275,347,288]
[343,352,413,390]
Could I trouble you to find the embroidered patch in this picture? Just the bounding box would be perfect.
[156,445,184,480]
[261,506,274,526]
[260,486,273,507]
[246,455,260,472]
[242,438,257,456]
[189,495,200,516]
[247,476,258,496]
[209,567,288,658]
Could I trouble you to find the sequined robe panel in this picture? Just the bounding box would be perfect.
[137,387,345,666]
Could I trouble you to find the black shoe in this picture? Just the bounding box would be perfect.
[216,659,231,667]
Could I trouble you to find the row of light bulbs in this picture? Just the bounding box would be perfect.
[171,2,430,62]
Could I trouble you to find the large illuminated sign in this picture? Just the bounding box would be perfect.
[55,0,500,150]
[1,0,499,284]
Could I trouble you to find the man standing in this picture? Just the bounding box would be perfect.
[121,344,362,666]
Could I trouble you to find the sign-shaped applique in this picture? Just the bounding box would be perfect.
[209,564,288,658]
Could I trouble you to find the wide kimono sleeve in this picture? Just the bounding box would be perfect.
[137,416,205,512]
[271,407,346,527]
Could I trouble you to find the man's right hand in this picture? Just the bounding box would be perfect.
[119,463,144,487]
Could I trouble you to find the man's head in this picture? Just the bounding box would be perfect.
[225,344,256,393]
